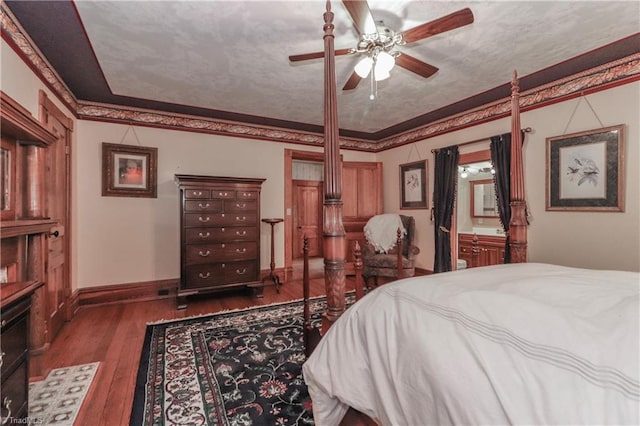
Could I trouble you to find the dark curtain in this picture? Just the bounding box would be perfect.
[433,146,459,273]
[490,133,512,263]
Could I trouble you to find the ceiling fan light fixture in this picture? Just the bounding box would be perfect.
[376,51,395,73]
[355,57,373,78]
[374,68,390,81]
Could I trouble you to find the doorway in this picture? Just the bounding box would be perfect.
[293,179,323,259]
[39,91,73,341]
[455,149,503,269]
[284,150,326,280]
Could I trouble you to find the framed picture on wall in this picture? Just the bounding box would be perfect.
[546,124,624,211]
[102,143,158,198]
[400,160,428,209]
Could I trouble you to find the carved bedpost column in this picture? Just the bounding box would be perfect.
[353,241,364,301]
[322,0,346,330]
[509,71,528,262]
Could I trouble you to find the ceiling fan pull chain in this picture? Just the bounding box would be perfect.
[370,59,377,100]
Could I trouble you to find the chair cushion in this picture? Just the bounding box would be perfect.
[364,254,413,269]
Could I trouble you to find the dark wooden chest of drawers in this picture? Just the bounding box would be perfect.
[175,175,266,309]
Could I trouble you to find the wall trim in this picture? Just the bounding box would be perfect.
[77,279,179,308]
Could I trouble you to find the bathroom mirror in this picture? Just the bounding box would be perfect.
[471,179,499,218]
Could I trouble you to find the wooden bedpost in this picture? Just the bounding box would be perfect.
[509,71,528,262]
[322,0,346,329]
[353,241,365,300]
[396,228,404,279]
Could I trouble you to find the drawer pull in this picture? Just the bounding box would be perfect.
[236,230,246,236]
[236,248,247,253]
[0,351,4,369]
[0,320,5,328]
[198,272,211,279]
[218,192,229,196]
[2,397,12,425]
[198,232,211,239]
[198,202,210,208]
[236,216,246,221]
[236,268,247,275]
[198,216,210,223]
[243,192,253,197]
[236,202,247,208]
[198,250,211,257]
[221,228,226,232]
[192,191,203,196]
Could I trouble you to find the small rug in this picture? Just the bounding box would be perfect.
[29,362,99,425]
[131,296,348,426]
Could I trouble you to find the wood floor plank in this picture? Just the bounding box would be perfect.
[44,261,339,424]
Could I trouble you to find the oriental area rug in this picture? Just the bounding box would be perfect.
[130,296,351,426]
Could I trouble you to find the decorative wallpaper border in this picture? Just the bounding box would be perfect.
[2,2,638,153]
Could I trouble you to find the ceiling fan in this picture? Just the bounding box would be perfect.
[289,1,474,96]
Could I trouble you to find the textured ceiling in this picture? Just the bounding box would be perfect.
[4,0,639,140]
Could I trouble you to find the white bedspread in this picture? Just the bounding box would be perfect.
[303,263,640,425]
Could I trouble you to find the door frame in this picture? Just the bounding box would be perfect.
[284,149,344,281]
[454,149,492,269]
[284,149,323,280]
[38,91,73,321]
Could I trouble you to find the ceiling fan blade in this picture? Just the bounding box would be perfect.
[395,54,439,79]
[342,0,378,35]
[342,71,362,90]
[400,8,474,44]
[289,48,352,62]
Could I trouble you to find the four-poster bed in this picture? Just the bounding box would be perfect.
[303,2,638,425]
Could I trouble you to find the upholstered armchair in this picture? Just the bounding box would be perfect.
[362,214,420,288]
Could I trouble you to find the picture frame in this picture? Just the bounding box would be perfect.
[400,160,428,209]
[546,124,624,211]
[102,143,158,198]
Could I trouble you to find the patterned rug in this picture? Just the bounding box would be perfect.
[29,362,100,425]
[130,297,347,426]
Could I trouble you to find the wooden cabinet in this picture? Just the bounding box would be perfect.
[1,91,57,379]
[342,162,382,268]
[458,233,506,268]
[0,281,44,424]
[175,175,265,309]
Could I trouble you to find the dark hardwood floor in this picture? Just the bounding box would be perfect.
[41,258,346,426]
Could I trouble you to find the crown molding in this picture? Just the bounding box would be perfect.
[1,1,78,113]
[2,1,638,153]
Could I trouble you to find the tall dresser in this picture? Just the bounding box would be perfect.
[175,175,266,309]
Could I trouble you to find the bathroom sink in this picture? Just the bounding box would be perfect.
[472,227,504,236]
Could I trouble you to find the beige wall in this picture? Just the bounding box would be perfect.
[379,82,640,272]
[75,122,375,288]
[1,38,376,290]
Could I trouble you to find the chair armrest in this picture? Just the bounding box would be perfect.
[407,245,420,260]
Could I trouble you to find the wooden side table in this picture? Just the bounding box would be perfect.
[261,218,284,292]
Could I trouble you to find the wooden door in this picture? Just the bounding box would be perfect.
[39,92,72,341]
[293,180,322,258]
[342,162,382,265]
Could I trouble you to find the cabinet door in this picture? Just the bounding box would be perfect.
[342,162,382,219]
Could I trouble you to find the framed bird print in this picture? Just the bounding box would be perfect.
[546,125,624,211]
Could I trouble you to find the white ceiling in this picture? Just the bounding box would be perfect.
[45,1,640,134]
